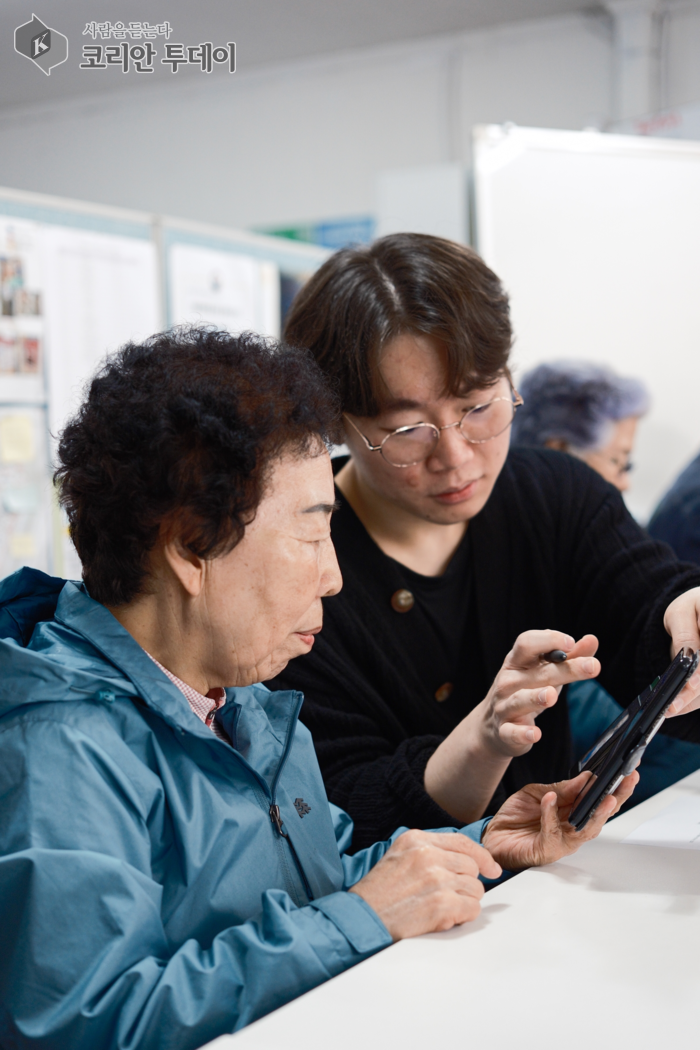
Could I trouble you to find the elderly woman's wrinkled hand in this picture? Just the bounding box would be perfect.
[481,769,639,871]
[349,829,501,941]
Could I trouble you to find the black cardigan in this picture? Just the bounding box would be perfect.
[268,448,700,851]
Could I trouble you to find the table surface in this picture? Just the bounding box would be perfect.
[201,770,700,1050]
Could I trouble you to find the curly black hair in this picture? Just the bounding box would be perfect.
[55,327,341,606]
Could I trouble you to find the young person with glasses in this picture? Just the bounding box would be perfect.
[266,232,700,852]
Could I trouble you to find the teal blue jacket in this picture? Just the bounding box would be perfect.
[0,570,488,1049]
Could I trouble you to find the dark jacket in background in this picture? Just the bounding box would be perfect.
[648,452,700,565]
[269,448,700,852]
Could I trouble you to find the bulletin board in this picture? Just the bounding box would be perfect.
[473,125,700,523]
[0,216,51,577]
[0,406,51,578]
[0,198,160,579]
[0,218,44,404]
[0,190,331,580]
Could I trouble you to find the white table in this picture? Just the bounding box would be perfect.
[202,771,700,1049]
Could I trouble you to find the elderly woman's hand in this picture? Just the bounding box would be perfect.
[424,629,601,825]
[481,769,639,871]
[350,768,637,942]
[350,829,501,941]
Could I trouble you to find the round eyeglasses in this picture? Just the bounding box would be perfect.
[344,391,524,468]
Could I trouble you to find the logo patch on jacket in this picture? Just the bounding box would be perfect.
[294,798,311,818]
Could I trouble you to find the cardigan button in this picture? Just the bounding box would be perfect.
[391,588,415,613]
[435,682,453,703]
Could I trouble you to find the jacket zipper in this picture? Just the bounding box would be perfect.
[174,689,314,903]
[269,802,315,901]
[267,693,315,901]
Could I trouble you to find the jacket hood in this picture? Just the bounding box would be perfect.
[0,566,64,645]
[0,568,299,756]
[0,567,140,717]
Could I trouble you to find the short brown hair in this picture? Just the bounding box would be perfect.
[284,233,512,416]
[55,327,340,607]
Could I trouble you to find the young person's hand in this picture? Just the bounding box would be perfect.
[350,829,501,941]
[663,587,700,715]
[424,629,600,824]
[481,768,639,871]
[476,629,600,758]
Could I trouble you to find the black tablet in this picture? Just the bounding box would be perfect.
[568,647,699,831]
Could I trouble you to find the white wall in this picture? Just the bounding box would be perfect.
[0,7,697,235]
[0,11,628,231]
[474,125,700,523]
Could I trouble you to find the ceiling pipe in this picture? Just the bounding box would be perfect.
[605,0,661,121]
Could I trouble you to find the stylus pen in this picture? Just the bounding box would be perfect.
[541,649,568,663]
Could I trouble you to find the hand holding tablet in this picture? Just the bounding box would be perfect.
[568,647,699,831]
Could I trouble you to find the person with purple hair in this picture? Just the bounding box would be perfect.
[510,360,649,493]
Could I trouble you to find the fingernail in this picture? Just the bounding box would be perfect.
[526,728,536,742]
[537,689,548,705]
[583,658,595,673]
[565,636,574,648]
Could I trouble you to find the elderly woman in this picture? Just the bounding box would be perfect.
[0,327,634,1050]
[269,233,700,851]
[510,360,649,492]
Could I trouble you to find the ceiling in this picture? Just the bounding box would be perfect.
[1,0,592,111]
